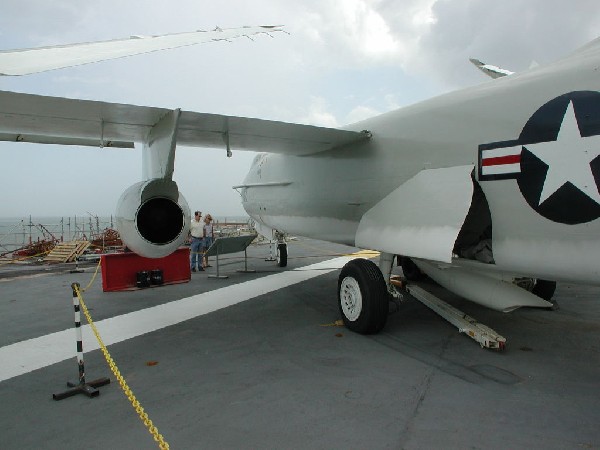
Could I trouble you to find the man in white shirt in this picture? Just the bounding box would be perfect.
[190,211,204,272]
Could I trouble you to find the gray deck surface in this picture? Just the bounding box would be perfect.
[1,237,599,449]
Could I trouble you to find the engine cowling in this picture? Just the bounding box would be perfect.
[115,179,190,258]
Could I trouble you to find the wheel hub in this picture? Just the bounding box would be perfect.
[340,276,362,321]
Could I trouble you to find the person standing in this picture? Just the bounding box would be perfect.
[202,214,214,268]
[190,211,204,272]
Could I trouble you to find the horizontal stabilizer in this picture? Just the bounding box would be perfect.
[0,25,284,76]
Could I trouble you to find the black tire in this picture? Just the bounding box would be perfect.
[338,258,389,334]
[277,243,288,267]
[532,279,556,301]
[400,256,422,281]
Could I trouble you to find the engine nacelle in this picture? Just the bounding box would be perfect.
[115,179,190,258]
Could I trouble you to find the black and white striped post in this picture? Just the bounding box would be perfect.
[53,282,110,400]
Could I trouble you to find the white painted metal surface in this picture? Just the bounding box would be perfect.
[355,165,474,263]
[407,284,506,350]
[414,259,553,312]
[142,109,181,181]
[115,179,190,258]
[339,277,363,321]
[0,26,284,76]
[469,58,514,79]
[0,90,368,156]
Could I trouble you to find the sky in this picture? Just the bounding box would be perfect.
[1,0,600,218]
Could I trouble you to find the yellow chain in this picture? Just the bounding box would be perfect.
[80,258,102,292]
[74,285,170,449]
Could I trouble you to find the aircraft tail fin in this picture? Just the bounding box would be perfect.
[469,57,514,79]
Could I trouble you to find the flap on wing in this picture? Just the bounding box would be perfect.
[0,90,369,155]
[0,132,133,148]
[177,111,370,155]
[355,165,474,263]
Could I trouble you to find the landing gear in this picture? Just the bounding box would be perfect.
[532,279,557,302]
[399,256,423,281]
[277,243,287,267]
[515,277,557,303]
[338,258,389,334]
[265,229,288,267]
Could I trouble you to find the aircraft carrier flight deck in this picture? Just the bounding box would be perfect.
[1,237,599,449]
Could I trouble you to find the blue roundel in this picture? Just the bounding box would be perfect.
[515,91,600,224]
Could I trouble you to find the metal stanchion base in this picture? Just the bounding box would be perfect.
[69,259,84,274]
[208,274,229,279]
[236,269,256,273]
[53,377,110,400]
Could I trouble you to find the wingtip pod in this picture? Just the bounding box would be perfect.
[0,25,286,76]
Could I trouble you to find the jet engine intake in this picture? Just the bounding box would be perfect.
[115,179,190,258]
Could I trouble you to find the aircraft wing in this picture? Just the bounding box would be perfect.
[0,90,369,155]
[0,25,283,76]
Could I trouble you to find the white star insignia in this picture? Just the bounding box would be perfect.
[525,100,600,206]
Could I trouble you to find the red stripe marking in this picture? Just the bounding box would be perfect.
[482,154,521,167]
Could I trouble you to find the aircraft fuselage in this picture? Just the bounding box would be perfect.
[242,41,600,285]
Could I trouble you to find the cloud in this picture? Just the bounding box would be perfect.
[299,96,339,127]
[399,0,600,88]
[2,0,600,217]
[346,105,380,124]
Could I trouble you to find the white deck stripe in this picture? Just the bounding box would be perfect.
[0,255,358,382]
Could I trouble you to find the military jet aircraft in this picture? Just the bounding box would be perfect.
[1,29,599,335]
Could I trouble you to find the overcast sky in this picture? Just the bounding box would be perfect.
[1,0,600,218]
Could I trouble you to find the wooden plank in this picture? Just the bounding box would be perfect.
[44,241,90,263]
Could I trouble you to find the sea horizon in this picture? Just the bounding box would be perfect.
[0,214,251,252]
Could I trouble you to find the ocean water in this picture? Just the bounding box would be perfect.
[0,215,250,253]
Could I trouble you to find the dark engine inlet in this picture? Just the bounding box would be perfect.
[136,197,185,245]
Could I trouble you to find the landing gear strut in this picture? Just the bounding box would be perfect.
[265,229,288,267]
[532,279,557,301]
